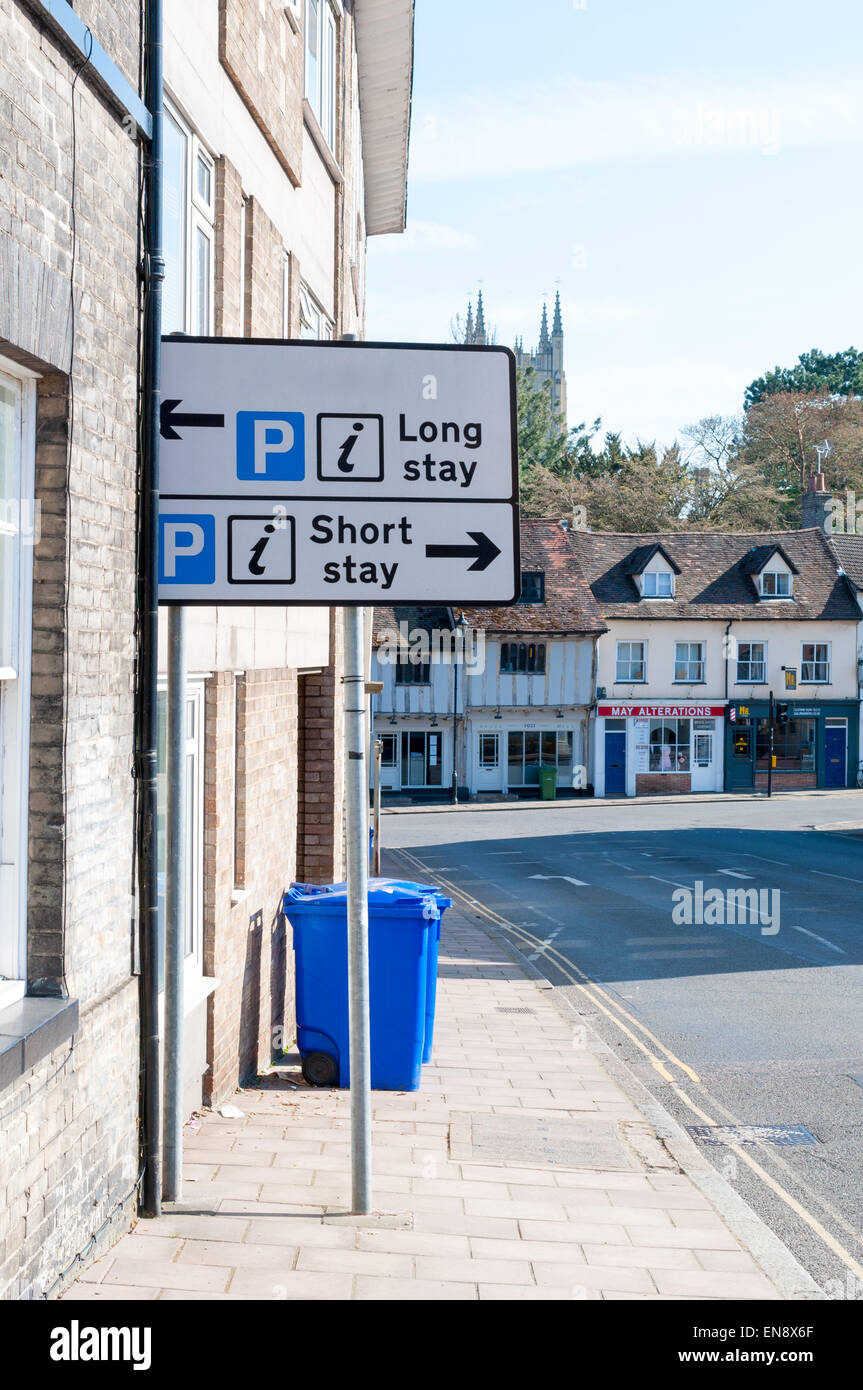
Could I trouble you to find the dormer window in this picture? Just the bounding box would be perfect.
[642,571,674,598]
[760,571,792,599]
[517,572,545,604]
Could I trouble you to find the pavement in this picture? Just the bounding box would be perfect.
[59,906,816,1302]
[383,788,863,815]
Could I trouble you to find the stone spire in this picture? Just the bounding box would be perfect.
[475,290,486,344]
[538,301,550,351]
[552,289,562,336]
[464,300,474,343]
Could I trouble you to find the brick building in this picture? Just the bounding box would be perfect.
[0,0,413,1299]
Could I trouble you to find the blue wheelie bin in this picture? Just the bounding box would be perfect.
[283,882,438,1091]
[368,878,451,1064]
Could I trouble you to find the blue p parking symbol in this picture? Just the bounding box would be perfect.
[159,514,216,585]
[236,411,305,481]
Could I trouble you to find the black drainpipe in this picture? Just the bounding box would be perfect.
[136,0,164,1218]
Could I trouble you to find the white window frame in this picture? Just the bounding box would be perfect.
[163,99,215,337]
[478,733,500,769]
[736,640,766,684]
[674,641,705,683]
[379,732,398,768]
[157,678,206,1002]
[615,640,646,683]
[304,0,339,151]
[801,641,831,684]
[760,570,792,599]
[642,571,674,598]
[0,359,37,1003]
[298,282,333,340]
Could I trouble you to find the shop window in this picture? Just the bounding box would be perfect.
[736,642,766,683]
[674,642,704,682]
[401,731,442,787]
[517,572,545,604]
[500,642,546,674]
[648,718,690,773]
[379,733,398,766]
[642,571,673,597]
[732,726,753,760]
[801,643,830,683]
[615,640,646,682]
[756,717,816,772]
[479,733,500,768]
[507,729,565,786]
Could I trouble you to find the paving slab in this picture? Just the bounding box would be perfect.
[62,906,794,1302]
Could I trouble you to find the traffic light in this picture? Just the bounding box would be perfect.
[775,702,790,727]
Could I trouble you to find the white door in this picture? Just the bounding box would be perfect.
[691,722,715,791]
[474,731,504,792]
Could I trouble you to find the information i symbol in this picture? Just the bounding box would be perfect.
[337,421,364,473]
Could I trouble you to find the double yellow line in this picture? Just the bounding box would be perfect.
[393,845,863,1284]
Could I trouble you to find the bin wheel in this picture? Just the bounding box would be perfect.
[302,1051,339,1087]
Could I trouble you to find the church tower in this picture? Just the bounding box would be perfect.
[458,290,566,419]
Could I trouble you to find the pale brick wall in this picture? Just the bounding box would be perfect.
[203,669,300,1105]
[219,0,304,185]
[0,0,141,1299]
[245,194,284,339]
[214,154,245,337]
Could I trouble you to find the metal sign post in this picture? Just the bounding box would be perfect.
[163,605,187,1201]
[344,607,372,1211]
[156,335,519,1218]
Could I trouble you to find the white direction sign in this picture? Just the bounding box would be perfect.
[157,338,519,605]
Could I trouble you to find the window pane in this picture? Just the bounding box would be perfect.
[196,153,211,205]
[306,0,320,106]
[162,111,187,334]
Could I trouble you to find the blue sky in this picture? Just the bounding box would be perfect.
[366,0,863,445]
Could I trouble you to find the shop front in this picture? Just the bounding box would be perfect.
[374,725,451,798]
[724,701,859,791]
[595,703,726,797]
[467,716,587,797]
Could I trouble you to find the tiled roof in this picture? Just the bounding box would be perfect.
[371,605,452,644]
[571,528,858,622]
[454,519,607,635]
[829,534,863,592]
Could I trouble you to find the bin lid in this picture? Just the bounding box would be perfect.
[285,882,440,916]
[370,877,452,910]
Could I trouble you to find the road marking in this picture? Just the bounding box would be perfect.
[529,873,589,887]
[395,846,863,1280]
[628,949,726,960]
[812,869,863,886]
[669,1084,863,1283]
[626,936,721,946]
[741,854,790,867]
[649,874,690,889]
[789,924,846,955]
[394,847,700,1086]
[716,870,754,879]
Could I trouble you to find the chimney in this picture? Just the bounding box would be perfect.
[801,472,834,535]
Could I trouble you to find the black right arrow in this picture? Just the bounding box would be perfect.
[160,398,225,441]
[425,531,501,572]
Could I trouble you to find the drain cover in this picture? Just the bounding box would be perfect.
[496,1007,534,1015]
[686,1124,820,1147]
[453,1113,636,1170]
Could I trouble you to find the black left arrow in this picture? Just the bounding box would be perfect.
[160,398,225,441]
[425,531,501,572]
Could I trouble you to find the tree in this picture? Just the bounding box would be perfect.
[739,390,863,497]
[744,348,863,408]
[515,364,574,481]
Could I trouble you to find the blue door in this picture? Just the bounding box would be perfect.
[605,731,626,795]
[825,725,847,788]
